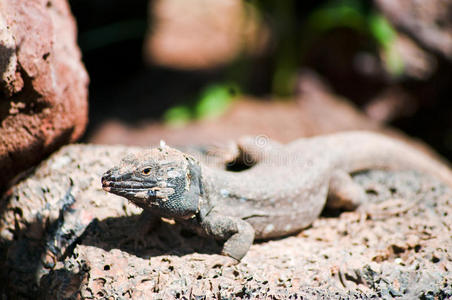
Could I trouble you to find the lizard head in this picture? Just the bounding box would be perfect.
[102,144,202,219]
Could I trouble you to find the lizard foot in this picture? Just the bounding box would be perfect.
[200,213,255,261]
[221,221,255,261]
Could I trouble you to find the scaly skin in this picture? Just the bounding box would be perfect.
[101,131,452,260]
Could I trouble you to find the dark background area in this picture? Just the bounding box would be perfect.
[69,0,452,159]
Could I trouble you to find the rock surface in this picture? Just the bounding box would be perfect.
[1,142,451,298]
[0,0,89,191]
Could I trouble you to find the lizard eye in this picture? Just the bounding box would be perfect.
[142,167,152,176]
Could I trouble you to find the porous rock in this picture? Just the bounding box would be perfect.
[1,143,451,298]
[0,0,89,191]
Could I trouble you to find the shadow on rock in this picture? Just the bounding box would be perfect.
[0,182,86,299]
[1,217,86,300]
[80,215,222,258]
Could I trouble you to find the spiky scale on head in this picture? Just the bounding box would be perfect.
[102,146,203,219]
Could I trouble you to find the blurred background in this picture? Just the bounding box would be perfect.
[70,0,452,159]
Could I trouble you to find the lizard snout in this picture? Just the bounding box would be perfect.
[101,173,112,191]
[101,167,121,191]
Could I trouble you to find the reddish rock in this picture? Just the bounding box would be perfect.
[144,0,269,69]
[0,0,88,191]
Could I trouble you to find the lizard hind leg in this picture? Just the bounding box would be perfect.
[326,170,367,210]
[235,136,282,166]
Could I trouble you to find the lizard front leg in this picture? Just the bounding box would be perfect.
[199,212,255,261]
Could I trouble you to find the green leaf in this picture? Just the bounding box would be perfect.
[194,84,239,119]
[163,105,192,127]
[369,13,404,76]
[369,13,396,48]
[307,0,366,33]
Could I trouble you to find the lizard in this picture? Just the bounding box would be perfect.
[101,131,452,261]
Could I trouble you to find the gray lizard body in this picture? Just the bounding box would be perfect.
[102,131,452,260]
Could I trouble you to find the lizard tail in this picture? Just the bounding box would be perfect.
[327,131,452,187]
